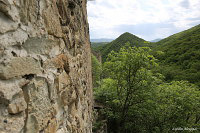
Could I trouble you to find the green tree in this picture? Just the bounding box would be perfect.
[152,81,200,132]
[94,44,200,133]
[99,45,158,132]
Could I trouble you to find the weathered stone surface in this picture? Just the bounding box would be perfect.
[0,0,20,34]
[0,105,25,133]
[0,12,18,34]
[0,79,28,104]
[0,0,93,132]
[0,28,28,47]
[0,0,19,22]
[0,57,41,79]
[8,97,27,114]
[22,37,61,56]
[43,5,63,38]
[23,77,53,132]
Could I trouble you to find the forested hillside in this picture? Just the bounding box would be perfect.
[153,24,200,86]
[91,42,109,51]
[92,24,200,86]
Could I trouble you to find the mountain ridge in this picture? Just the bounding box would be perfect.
[98,32,147,62]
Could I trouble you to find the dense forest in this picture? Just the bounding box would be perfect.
[91,24,200,132]
[152,24,200,86]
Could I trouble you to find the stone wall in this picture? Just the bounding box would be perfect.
[0,0,93,132]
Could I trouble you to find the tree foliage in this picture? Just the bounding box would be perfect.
[96,45,157,132]
[94,45,200,133]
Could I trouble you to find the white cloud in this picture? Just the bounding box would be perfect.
[87,0,200,40]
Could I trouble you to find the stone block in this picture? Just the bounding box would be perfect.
[0,12,18,34]
[0,57,41,79]
[0,79,27,104]
[8,98,27,114]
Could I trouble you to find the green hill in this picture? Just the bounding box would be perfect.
[92,24,200,86]
[97,32,147,62]
[153,24,200,86]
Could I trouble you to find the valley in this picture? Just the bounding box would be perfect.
[91,24,200,132]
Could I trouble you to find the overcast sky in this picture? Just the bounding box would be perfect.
[87,0,200,41]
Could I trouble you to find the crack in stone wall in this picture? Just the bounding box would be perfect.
[0,0,93,132]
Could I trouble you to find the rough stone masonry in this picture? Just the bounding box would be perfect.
[0,0,93,132]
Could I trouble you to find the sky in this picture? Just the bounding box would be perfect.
[87,0,200,41]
